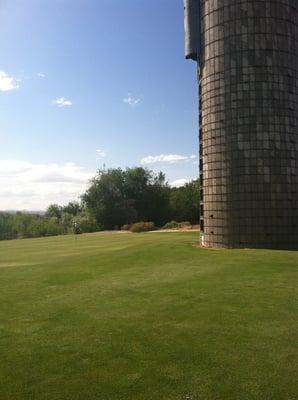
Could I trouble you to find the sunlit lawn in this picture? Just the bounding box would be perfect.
[0,232,297,400]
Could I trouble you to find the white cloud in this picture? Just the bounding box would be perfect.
[53,97,73,107]
[0,160,94,210]
[123,93,141,106]
[0,70,19,92]
[170,178,190,188]
[141,153,196,165]
[37,72,46,78]
[96,148,106,158]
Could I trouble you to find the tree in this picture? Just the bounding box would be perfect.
[169,179,200,224]
[82,167,171,229]
[62,201,81,216]
[61,212,74,234]
[72,211,98,233]
[0,213,16,240]
[123,168,170,224]
[82,168,133,229]
[0,170,201,241]
[45,204,62,220]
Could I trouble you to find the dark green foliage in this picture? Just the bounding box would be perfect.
[130,221,156,232]
[12,212,49,238]
[82,167,171,229]
[45,204,62,220]
[0,206,99,241]
[169,179,200,224]
[82,168,135,230]
[0,213,16,240]
[61,201,81,216]
[43,218,65,236]
[7,212,65,239]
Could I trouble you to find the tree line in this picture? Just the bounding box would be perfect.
[0,167,199,240]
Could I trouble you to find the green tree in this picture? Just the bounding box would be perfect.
[82,168,131,229]
[62,201,81,216]
[61,212,74,234]
[0,213,16,240]
[12,212,35,238]
[0,171,201,241]
[72,211,99,233]
[124,168,170,224]
[169,179,200,224]
[45,204,62,220]
[82,167,171,229]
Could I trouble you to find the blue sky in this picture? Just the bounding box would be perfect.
[0,0,198,210]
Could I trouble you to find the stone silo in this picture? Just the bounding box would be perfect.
[184,0,298,249]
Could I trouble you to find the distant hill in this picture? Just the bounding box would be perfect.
[1,210,45,215]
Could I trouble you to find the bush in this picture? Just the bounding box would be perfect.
[130,222,156,233]
[44,220,65,237]
[72,212,99,234]
[178,221,191,228]
[161,220,192,230]
[162,220,179,229]
[121,224,131,231]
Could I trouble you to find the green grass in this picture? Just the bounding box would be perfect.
[0,232,297,400]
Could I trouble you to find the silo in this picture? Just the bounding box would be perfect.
[184,0,298,249]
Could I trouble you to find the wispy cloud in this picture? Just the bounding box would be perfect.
[123,93,141,106]
[37,72,46,78]
[0,70,19,92]
[141,153,197,165]
[52,97,73,107]
[96,148,106,158]
[0,160,93,210]
[170,178,190,188]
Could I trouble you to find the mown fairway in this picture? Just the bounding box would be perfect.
[0,232,297,400]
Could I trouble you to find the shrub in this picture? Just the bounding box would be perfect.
[162,220,179,229]
[161,220,192,230]
[121,224,131,231]
[178,221,191,228]
[130,222,156,233]
[44,220,65,237]
[72,212,99,234]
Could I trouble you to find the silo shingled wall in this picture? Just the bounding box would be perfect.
[187,0,298,249]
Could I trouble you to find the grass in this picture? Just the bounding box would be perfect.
[0,232,297,400]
